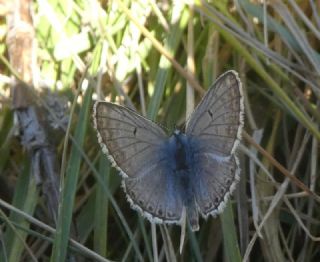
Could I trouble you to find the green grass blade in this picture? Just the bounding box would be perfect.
[93,155,110,256]
[221,204,242,262]
[1,159,38,262]
[147,4,189,121]
[51,86,93,262]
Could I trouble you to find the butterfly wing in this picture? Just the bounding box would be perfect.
[192,154,240,217]
[124,169,183,224]
[93,102,183,224]
[186,70,244,217]
[186,70,244,157]
[94,102,168,178]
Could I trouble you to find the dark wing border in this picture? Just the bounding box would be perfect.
[196,155,241,219]
[121,180,184,226]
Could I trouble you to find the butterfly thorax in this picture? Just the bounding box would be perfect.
[167,131,194,191]
[172,130,189,172]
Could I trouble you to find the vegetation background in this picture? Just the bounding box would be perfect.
[0,0,319,261]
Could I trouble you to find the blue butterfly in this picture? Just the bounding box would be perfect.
[93,70,244,231]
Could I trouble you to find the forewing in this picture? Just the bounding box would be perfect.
[93,101,168,178]
[193,154,240,217]
[186,70,244,157]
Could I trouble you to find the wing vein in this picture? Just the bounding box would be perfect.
[188,94,241,134]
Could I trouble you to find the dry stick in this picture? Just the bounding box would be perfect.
[241,145,319,261]
[284,197,320,241]
[246,131,263,238]
[151,224,158,262]
[244,178,320,261]
[287,0,320,41]
[278,226,295,262]
[160,225,177,262]
[7,0,60,225]
[246,192,309,202]
[243,131,320,203]
[195,0,320,99]
[243,129,317,261]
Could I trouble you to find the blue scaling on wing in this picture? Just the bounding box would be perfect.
[93,70,244,231]
[93,102,184,225]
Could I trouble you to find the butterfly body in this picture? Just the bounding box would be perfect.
[169,130,191,173]
[165,130,200,229]
[93,70,244,231]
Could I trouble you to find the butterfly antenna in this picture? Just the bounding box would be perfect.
[179,207,187,253]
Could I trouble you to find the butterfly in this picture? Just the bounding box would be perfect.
[93,70,244,231]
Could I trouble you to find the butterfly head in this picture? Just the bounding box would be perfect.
[173,129,182,136]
